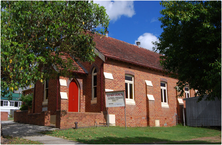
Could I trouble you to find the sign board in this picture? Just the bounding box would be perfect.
[105,91,125,108]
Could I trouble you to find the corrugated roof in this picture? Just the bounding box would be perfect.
[1,92,21,101]
[93,34,163,71]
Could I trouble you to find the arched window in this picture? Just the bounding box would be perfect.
[43,79,49,105]
[185,87,190,98]
[92,68,97,99]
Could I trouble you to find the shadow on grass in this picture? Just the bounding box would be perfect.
[42,131,221,144]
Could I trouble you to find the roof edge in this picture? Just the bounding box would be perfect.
[105,55,164,72]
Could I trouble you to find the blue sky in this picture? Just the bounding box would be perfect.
[94,1,165,51]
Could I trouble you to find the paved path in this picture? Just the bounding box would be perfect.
[1,121,80,144]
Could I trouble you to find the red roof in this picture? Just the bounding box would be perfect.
[53,52,86,74]
[93,34,163,71]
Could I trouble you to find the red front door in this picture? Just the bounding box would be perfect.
[69,81,78,112]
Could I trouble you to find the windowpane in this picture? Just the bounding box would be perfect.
[46,89,48,99]
[125,83,128,99]
[130,84,133,99]
[4,101,8,106]
[1,101,3,106]
[161,89,163,102]
[93,68,97,73]
[161,82,165,87]
[186,93,189,98]
[185,87,189,91]
[19,102,22,107]
[125,76,132,81]
[94,87,97,98]
[10,102,14,106]
[15,102,18,107]
[46,80,49,88]
[164,89,166,102]
[93,75,97,86]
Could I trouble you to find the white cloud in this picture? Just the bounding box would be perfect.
[94,0,135,22]
[150,17,158,23]
[135,33,159,51]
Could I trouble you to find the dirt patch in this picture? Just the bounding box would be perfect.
[189,136,221,143]
[1,136,11,144]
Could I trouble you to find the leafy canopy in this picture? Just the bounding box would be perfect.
[154,1,221,101]
[1,1,109,97]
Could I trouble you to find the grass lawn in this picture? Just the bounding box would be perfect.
[42,125,221,144]
[8,117,14,121]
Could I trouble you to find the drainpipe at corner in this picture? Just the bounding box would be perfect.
[57,76,59,111]
[100,62,104,112]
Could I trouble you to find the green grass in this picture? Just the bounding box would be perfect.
[8,117,14,120]
[42,125,221,144]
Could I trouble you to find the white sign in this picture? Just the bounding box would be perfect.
[106,91,125,107]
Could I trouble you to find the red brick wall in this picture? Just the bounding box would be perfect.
[59,76,85,113]
[103,59,178,127]
[56,110,106,129]
[33,79,58,115]
[48,79,58,115]
[23,89,34,96]
[14,110,50,126]
[1,112,8,121]
[34,81,44,113]
[81,57,104,113]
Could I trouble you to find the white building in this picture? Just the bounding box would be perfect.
[1,85,34,117]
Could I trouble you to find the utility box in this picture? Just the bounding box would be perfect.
[107,114,116,126]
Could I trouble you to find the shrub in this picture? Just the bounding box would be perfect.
[19,93,33,110]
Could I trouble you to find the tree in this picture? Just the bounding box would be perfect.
[1,1,109,97]
[154,1,221,101]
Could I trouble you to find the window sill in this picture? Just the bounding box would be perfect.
[42,100,48,106]
[161,103,169,108]
[126,99,135,105]
[91,98,97,104]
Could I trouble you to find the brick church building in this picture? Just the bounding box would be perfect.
[14,33,194,129]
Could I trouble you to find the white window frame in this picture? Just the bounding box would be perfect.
[3,100,9,106]
[185,87,190,98]
[43,79,49,105]
[92,68,97,101]
[10,101,15,107]
[125,75,135,105]
[18,101,22,107]
[160,82,169,108]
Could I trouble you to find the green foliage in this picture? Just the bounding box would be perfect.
[154,1,221,101]
[1,1,110,97]
[19,93,33,110]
